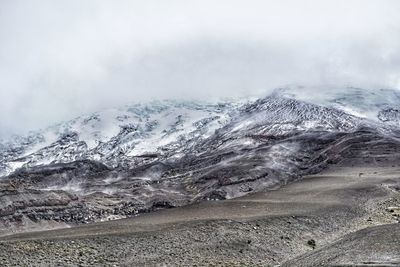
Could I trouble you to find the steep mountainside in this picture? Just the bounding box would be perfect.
[279,87,400,124]
[0,100,239,177]
[1,89,400,234]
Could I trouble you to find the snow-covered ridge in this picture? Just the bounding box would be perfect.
[0,89,397,177]
[277,87,400,124]
[236,95,363,133]
[1,90,400,233]
[0,100,240,176]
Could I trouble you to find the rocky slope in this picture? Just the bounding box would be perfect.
[1,163,399,266]
[279,86,400,125]
[1,88,400,234]
[282,224,400,267]
[0,100,239,177]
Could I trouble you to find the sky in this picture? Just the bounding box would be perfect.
[1,0,400,136]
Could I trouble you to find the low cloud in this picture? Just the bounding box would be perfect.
[1,0,400,136]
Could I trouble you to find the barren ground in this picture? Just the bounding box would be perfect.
[0,163,399,266]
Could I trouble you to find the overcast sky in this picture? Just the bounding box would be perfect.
[1,0,400,136]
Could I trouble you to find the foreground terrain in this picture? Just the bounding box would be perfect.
[1,161,399,266]
[1,88,400,266]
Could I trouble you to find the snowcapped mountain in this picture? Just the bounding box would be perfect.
[0,100,239,177]
[278,86,400,124]
[1,88,400,234]
[1,90,376,178]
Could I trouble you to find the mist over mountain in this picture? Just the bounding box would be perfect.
[1,1,400,266]
[0,87,398,229]
[1,0,400,136]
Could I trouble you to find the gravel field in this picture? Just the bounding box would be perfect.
[1,164,399,266]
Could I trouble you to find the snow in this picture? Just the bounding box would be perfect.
[0,89,395,177]
[231,120,253,132]
[0,99,237,175]
[7,161,25,171]
[278,86,400,122]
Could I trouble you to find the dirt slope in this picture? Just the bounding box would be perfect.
[0,165,399,266]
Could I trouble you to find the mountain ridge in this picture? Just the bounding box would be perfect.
[1,88,400,234]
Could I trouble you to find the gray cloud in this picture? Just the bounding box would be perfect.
[1,0,400,136]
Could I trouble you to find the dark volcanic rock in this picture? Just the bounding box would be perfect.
[1,95,400,233]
